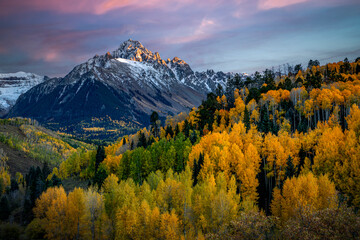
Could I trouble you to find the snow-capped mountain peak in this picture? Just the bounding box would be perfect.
[111,39,166,65]
[65,39,243,92]
[8,39,244,139]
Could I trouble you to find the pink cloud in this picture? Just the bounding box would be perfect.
[164,18,218,45]
[29,29,117,62]
[95,0,222,15]
[258,0,309,10]
[42,51,59,62]
[0,0,219,16]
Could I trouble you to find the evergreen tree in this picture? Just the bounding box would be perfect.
[137,132,147,148]
[285,157,296,181]
[93,167,108,189]
[0,196,10,221]
[197,93,218,132]
[244,106,250,131]
[150,111,160,138]
[42,162,51,181]
[244,76,254,87]
[259,106,271,133]
[183,119,190,138]
[23,197,33,223]
[340,57,351,74]
[263,69,276,90]
[10,178,18,192]
[95,145,106,172]
[190,130,198,145]
[165,125,174,138]
[215,83,224,97]
[246,88,260,104]
[174,124,180,136]
[225,74,243,107]
[192,153,204,186]
[284,77,293,91]
[50,174,62,187]
[313,71,322,88]
[294,64,302,74]
[308,59,320,68]
[0,178,4,197]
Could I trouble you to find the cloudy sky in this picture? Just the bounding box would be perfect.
[0,0,359,77]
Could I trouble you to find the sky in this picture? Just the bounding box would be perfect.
[0,0,360,77]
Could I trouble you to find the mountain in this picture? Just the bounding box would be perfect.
[8,40,238,140]
[0,72,46,116]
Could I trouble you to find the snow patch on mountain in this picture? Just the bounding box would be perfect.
[0,72,46,115]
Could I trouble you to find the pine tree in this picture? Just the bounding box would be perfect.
[294,64,302,74]
[137,132,147,148]
[95,145,106,172]
[285,157,296,180]
[262,69,276,91]
[42,162,51,181]
[0,196,10,220]
[244,106,250,131]
[284,77,293,91]
[225,74,243,107]
[10,178,18,192]
[356,63,360,74]
[259,106,270,133]
[183,120,190,138]
[192,153,204,186]
[93,167,108,189]
[165,125,174,138]
[150,111,160,138]
[50,174,62,187]
[190,130,198,145]
[215,83,224,97]
[174,124,180,136]
[340,57,351,74]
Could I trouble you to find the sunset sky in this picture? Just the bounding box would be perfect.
[0,0,359,76]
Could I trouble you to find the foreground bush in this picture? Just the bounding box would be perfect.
[281,205,360,240]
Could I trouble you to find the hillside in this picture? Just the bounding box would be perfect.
[0,124,41,176]
[0,118,94,177]
[1,59,360,239]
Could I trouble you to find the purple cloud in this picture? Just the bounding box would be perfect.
[0,0,359,76]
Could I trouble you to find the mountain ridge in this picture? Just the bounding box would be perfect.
[8,39,242,140]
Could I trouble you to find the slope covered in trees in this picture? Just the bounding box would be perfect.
[1,58,360,239]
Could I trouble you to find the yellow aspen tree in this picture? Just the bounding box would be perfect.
[241,143,261,202]
[271,173,337,224]
[160,209,180,240]
[102,174,119,239]
[84,188,109,240]
[34,186,68,240]
[66,187,86,239]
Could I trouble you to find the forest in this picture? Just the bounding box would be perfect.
[1,58,360,239]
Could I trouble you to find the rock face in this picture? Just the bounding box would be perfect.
[0,72,46,116]
[8,39,237,139]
